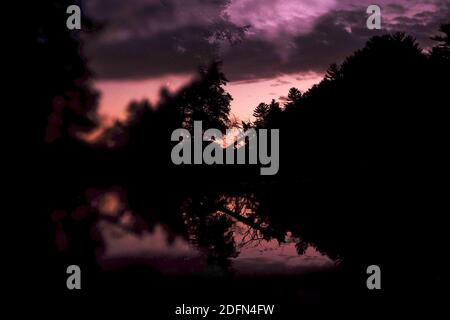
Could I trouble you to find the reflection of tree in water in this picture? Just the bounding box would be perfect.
[52,187,321,275]
[148,192,318,272]
[181,195,238,272]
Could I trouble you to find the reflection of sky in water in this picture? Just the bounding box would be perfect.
[98,220,334,276]
[92,191,335,275]
[98,222,208,274]
[232,225,334,275]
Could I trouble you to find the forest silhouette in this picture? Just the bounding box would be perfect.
[25,1,449,317]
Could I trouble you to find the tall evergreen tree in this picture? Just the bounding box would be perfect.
[430,22,450,61]
[284,87,302,110]
[252,102,270,128]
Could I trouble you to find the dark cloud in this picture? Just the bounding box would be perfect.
[84,0,246,79]
[223,2,450,80]
[220,9,378,81]
[220,38,283,80]
[283,11,373,73]
[86,26,217,79]
[83,0,450,81]
[385,3,407,14]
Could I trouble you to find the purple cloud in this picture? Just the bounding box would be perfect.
[83,0,450,81]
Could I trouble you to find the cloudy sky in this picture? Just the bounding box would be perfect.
[81,0,450,122]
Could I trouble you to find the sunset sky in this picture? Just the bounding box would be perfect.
[81,0,450,124]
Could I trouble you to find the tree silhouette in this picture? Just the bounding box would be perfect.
[252,99,282,129]
[430,22,450,61]
[265,99,282,128]
[180,62,232,132]
[324,63,341,81]
[30,0,99,145]
[252,102,269,128]
[284,87,302,111]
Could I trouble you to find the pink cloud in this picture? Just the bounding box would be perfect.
[227,0,337,38]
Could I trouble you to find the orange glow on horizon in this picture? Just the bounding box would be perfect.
[94,72,323,127]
